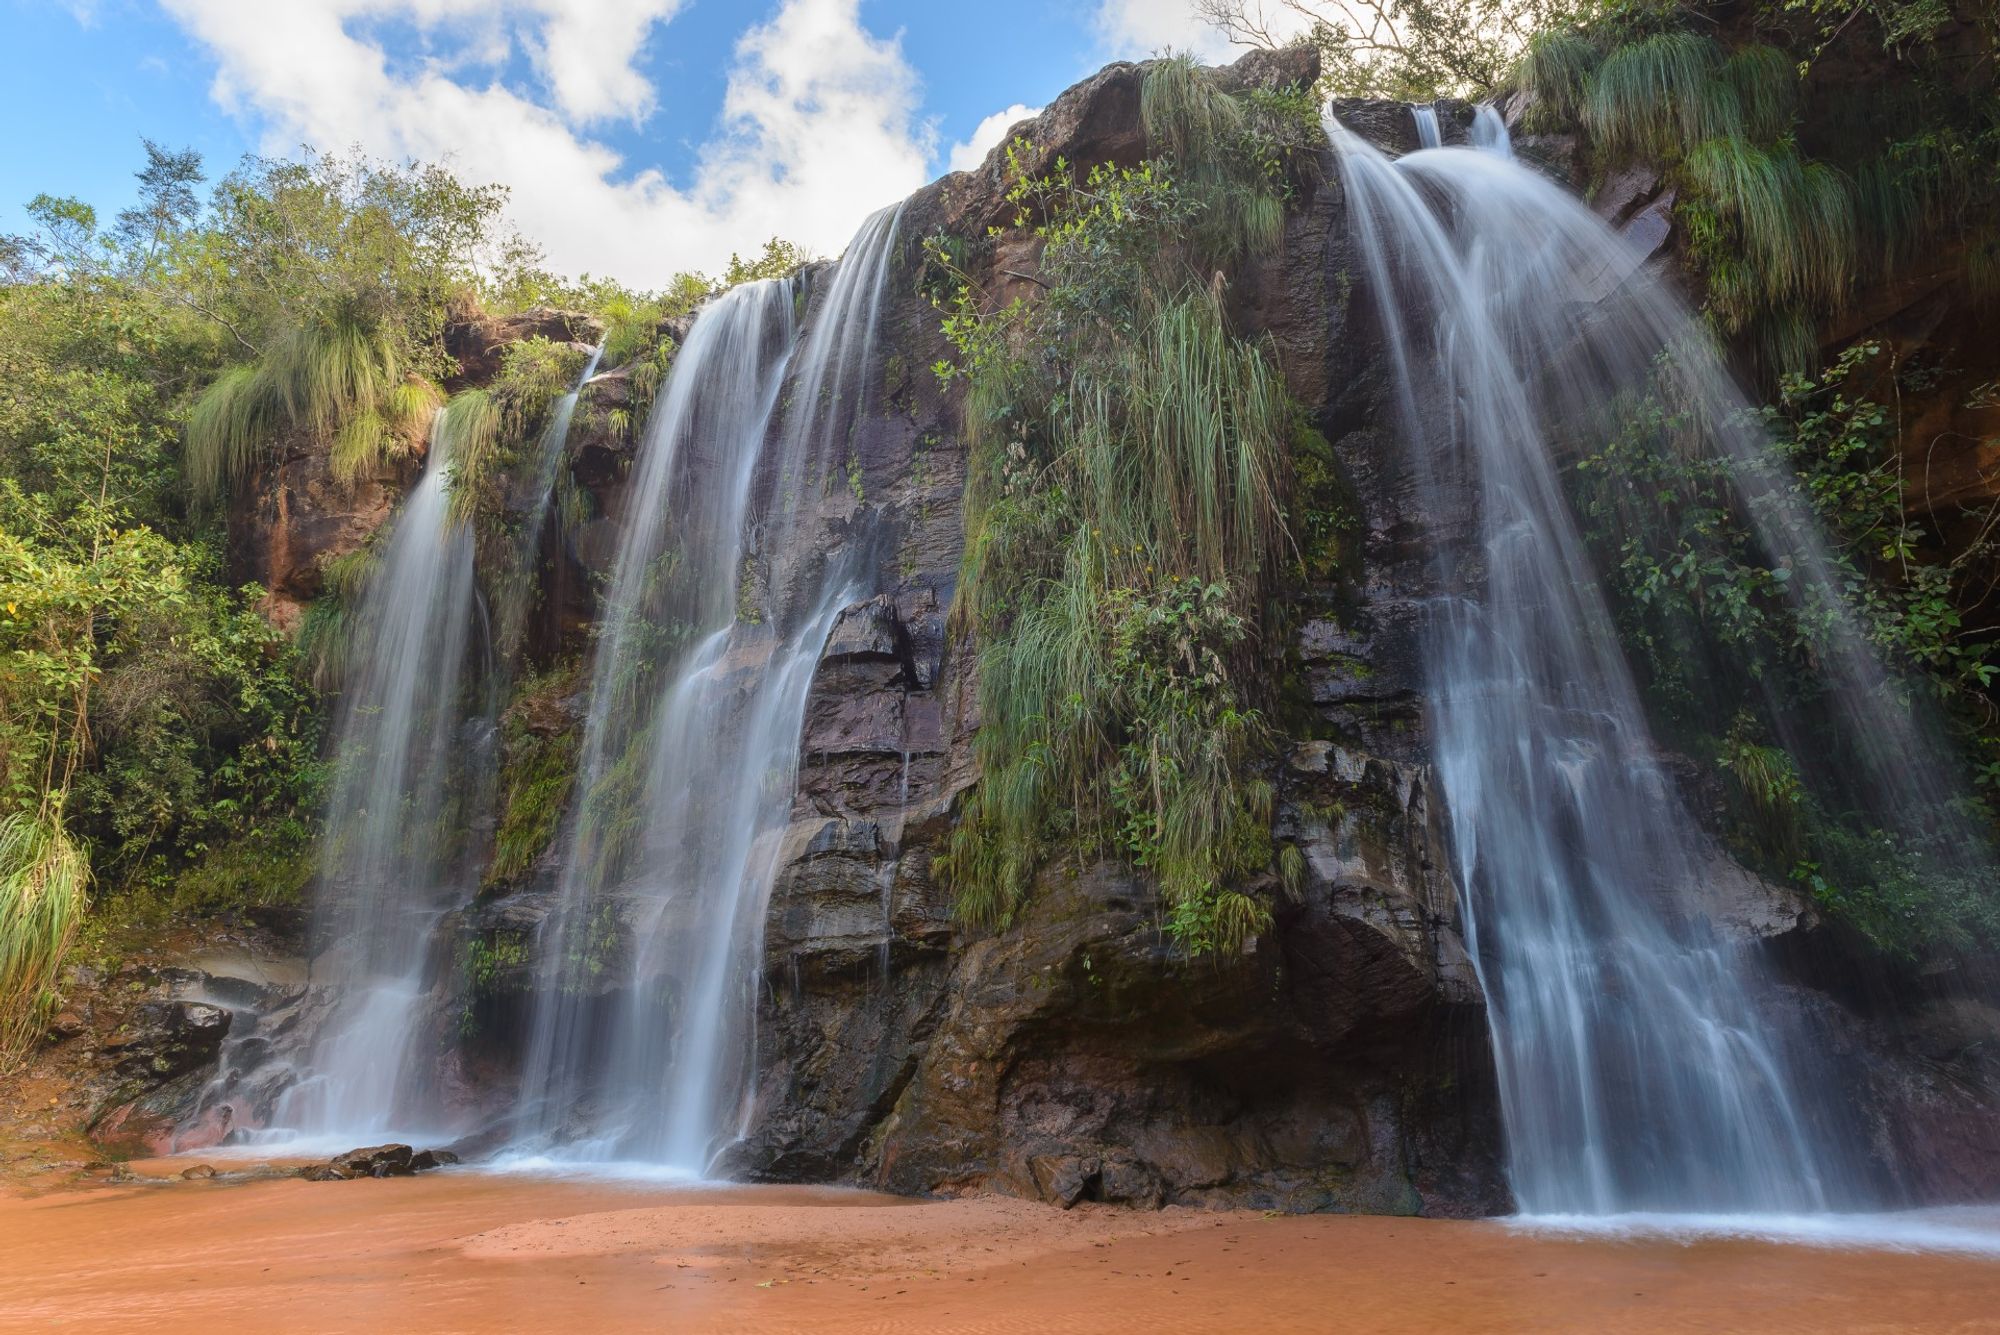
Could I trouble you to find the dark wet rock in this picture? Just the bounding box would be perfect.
[445,309,604,389]
[331,1144,416,1177]
[297,1145,460,1181]
[297,1162,353,1182]
[103,1001,231,1085]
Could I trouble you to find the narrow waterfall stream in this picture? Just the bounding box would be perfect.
[511,207,903,1172]
[218,351,607,1149]
[269,401,482,1143]
[1327,115,1993,1216]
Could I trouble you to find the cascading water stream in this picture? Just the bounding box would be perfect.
[202,351,609,1148]
[1410,103,1443,149]
[511,206,903,1173]
[268,401,482,1143]
[1323,114,1991,1215]
[503,343,605,646]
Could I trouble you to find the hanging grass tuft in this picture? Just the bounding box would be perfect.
[262,304,401,440]
[438,388,504,532]
[1515,29,1602,132]
[296,545,381,691]
[1584,32,1733,159]
[0,811,88,1064]
[185,303,406,501]
[1142,54,1247,164]
[1682,137,1855,317]
[331,411,389,486]
[385,376,443,436]
[1719,45,1797,145]
[185,366,276,502]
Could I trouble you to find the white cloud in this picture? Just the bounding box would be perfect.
[157,0,933,287]
[1093,0,1234,61]
[946,104,1040,174]
[1091,0,1315,62]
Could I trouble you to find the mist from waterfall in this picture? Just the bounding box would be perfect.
[1328,115,1992,1214]
[510,207,903,1174]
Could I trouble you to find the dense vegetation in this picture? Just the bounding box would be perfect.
[0,138,807,1058]
[1509,0,2000,952]
[928,60,1330,952]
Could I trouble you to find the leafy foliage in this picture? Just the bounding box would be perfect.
[929,61,1320,953]
[1572,345,2000,953]
[1514,1,2000,375]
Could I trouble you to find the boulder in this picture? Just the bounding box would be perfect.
[330,1144,416,1178]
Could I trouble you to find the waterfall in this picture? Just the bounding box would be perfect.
[271,401,481,1142]
[223,349,607,1148]
[1470,105,1511,156]
[511,206,903,1172]
[1410,103,1442,149]
[1323,116,1991,1215]
[500,343,605,651]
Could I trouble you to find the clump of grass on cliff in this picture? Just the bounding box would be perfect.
[926,58,1321,954]
[1511,6,1997,377]
[186,301,440,500]
[0,812,87,1062]
[483,664,582,892]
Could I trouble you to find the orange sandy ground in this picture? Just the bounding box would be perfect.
[6,1169,2000,1334]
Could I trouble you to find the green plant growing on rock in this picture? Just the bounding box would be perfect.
[1571,344,2000,953]
[929,59,1317,954]
[484,664,583,892]
[1512,2,2000,375]
[0,812,87,1061]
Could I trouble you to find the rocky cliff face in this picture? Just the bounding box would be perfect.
[181,47,2000,1216]
[713,49,1507,1215]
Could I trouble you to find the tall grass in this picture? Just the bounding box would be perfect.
[1584,32,1734,158]
[0,811,87,1063]
[1139,55,1285,265]
[941,291,1290,949]
[1516,29,1602,132]
[184,366,273,501]
[185,305,408,500]
[295,545,382,691]
[1684,137,1855,314]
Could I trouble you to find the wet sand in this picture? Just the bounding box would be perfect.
[6,1170,2000,1333]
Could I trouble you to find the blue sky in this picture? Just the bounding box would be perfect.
[2,0,1268,286]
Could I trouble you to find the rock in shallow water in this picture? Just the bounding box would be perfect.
[299,1145,461,1181]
